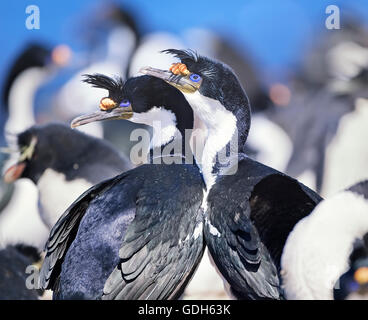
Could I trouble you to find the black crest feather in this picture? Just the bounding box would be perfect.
[161,49,199,63]
[82,74,125,100]
[161,49,221,79]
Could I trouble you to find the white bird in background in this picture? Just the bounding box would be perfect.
[322,97,368,196]
[246,113,293,172]
[0,179,47,249]
[128,32,186,77]
[0,43,70,250]
[273,23,368,194]
[281,180,368,300]
[320,41,368,196]
[54,26,137,138]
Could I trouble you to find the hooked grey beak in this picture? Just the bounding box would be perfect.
[139,66,199,93]
[71,107,133,128]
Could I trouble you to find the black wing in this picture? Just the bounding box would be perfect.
[205,157,322,299]
[103,164,205,300]
[38,175,124,290]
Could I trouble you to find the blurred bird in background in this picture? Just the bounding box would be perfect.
[282,180,368,300]
[1,0,368,300]
[0,42,69,250]
[269,17,368,194]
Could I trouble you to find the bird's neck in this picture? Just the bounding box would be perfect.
[129,107,194,164]
[148,127,185,163]
[183,91,249,189]
[5,67,49,135]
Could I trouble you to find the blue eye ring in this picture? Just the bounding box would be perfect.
[120,99,130,107]
[190,73,201,82]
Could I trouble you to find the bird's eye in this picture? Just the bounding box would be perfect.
[120,100,130,107]
[190,74,201,82]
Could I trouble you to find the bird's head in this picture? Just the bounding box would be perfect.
[140,49,252,167]
[71,74,194,149]
[140,49,250,115]
[71,74,134,126]
[140,49,251,141]
[2,43,71,108]
[3,128,43,184]
[3,123,103,184]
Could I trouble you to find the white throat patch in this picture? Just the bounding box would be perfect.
[183,91,237,189]
[129,107,180,149]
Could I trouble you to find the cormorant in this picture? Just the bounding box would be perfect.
[39,74,205,300]
[141,49,322,299]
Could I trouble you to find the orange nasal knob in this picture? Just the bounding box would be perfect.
[354,267,368,285]
[170,63,190,76]
[99,97,116,111]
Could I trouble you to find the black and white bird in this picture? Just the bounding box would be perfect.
[53,6,139,139]
[38,74,205,300]
[142,49,322,299]
[0,43,69,249]
[281,180,368,300]
[4,123,131,229]
[2,42,70,138]
[270,20,368,194]
[335,236,368,300]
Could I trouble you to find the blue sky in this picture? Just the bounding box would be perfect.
[1,0,368,87]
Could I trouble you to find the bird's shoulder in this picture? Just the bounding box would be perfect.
[204,157,322,299]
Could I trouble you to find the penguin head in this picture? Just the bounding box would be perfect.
[2,43,71,108]
[3,123,102,184]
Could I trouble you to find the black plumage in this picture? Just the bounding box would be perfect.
[16,123,131,184]
[82,74,125,103]
[205,158,321,299]
[0,246,41,300]
[334,235,368,300]
[8,123,132,229]
[39,75,205,299]
[144,49,323,299]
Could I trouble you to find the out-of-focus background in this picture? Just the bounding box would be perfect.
[1,0,368,300]
[11,1,368,190]
[2,0,368,80]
